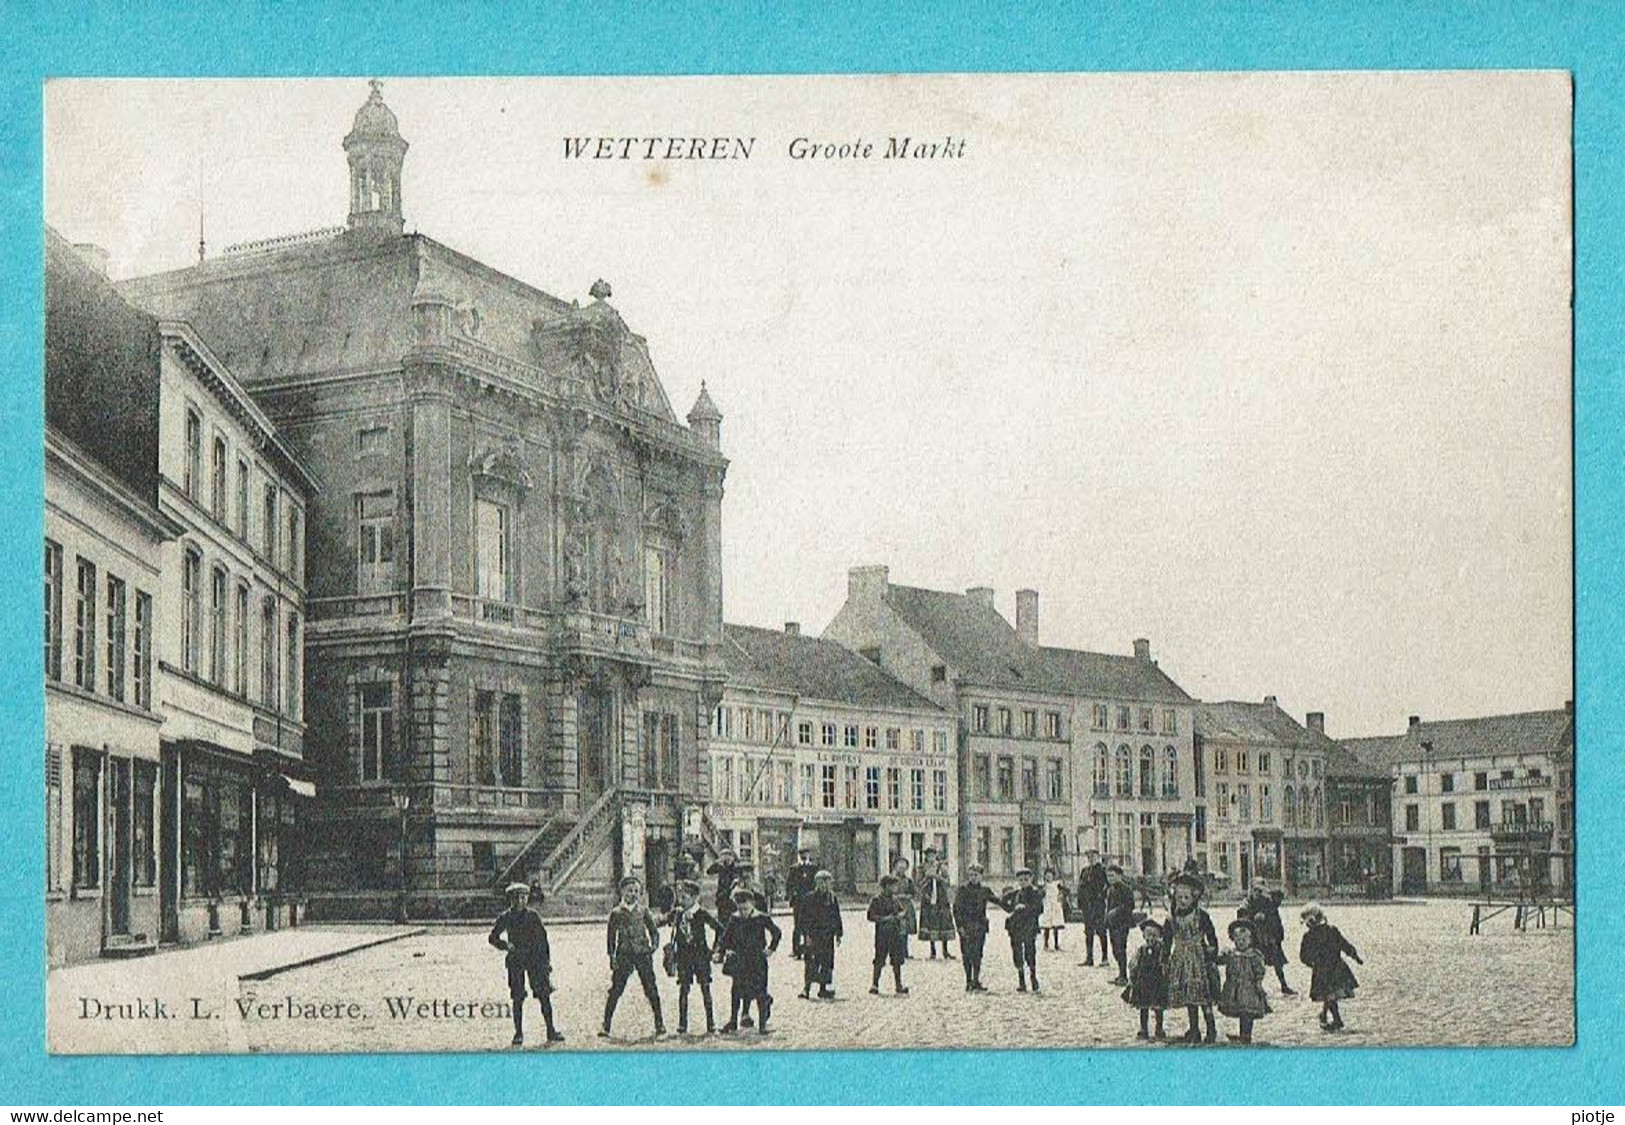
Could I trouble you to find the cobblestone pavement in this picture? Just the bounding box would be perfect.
[229,901,1571,1053]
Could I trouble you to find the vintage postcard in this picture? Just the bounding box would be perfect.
[41,72,1572,1054]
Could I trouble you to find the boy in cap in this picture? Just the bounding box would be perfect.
[708,847,743,924]
[1075,849,1109,967]
[1000,868,1045,992]
[952,863,1007,992]
[665,879,722,1034]
[1103,864,1138,985]
[718,884,782,1033]
[488,883,563,1046]
[784,845,819,959]
[866,873,911,995]
[600,875,666,1039]
[798,868,843,999]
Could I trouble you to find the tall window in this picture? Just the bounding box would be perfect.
[844,765,860,809]
[1046,759,1063,801]
[44,541,62,680]
[72,749,100,889]
[820,764,837,810]
[181,550,200,675]
[865,766,882,810]
[74,558,97,690]
[1139,745,1155,797]
[475,498,509,601]
[1261,783,1273,823]
[209,566,227,685]
[357,492,396,592]
[211,435,228,518]
[287,504,303,584]
[643,544,670,633]
[972,704,989,732]
[1022,710,1038,737]
[1045,711,1062,739]
[236,459,250,539]
[1021,758,1038,800]
[260,597,277,707]
[183,408,202,500]
[132,592,152,709]
[1285,785,1298,827]
[285,613,300,718]
[799,763,814,809]
[1216,781,1230,819]
[500,694,524,787]
[104,575,126,701]
[1093,743,1110,797]
[473,690,497,786]
[360,683,394,781]
[933,768,949,812]
[910,768,926,811]
[262,484,279,561]
[1114,745,1132,797]
[997,707,1013,735]
[1091,703,1108,729]
[821,722,837,747]
[886,766,902,810]
[1162,745,1179,797]
[234,584,249,695]
[972,755,990,799]
[996,757,1014,800]
[1238,783,1252,822]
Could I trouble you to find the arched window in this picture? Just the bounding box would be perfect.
[1312,786,1324,828]
[1162,745,1179,797]
[1284,784,1297,828]
[1139,745,1155,797]
[1114,745,1132,797]
[1093,743,1110,798]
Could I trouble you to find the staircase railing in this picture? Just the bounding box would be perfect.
[539,787,619,893]
[497,807,572,889]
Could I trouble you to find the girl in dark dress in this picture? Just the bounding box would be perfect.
[1121,915,1168,1040]
[1240,882,1295,995]
[1298,903,1363,1031]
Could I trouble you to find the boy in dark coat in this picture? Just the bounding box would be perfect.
[798,868,843,999]
[488,883,563,1046]
[600,876,666,1039]
[1001,868,1045,992]
[952,863,1007,992]
[1103,864,1138,985]
[664,879,723,1034]
[719,885,782,1033]
[1075,851,1109,967]
[785,846,819,959]
[867,873,911,995]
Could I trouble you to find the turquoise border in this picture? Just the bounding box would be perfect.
[1,0,1619,1106]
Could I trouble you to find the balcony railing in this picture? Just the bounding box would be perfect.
[1487,776,1549,791]
[331,782,566,813]
[308,593,407,621]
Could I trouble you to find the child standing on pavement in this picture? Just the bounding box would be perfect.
[1122,914,1168,1040]
[1164,871,1219,1044]
[798,869,843,1000]
[665,879,722,1035]
[1216,918,1271,1043]
[1038,866,1068,951]
[1001,868,1045,992]
[488,882,563,1047]
[867,873,911,995]
[1298,903,1363,1031]
[600,876,666,1039]
[718,886,782,1034]
[952,863,1006,992]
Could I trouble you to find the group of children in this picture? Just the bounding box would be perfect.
[487,851,1364,1048]
[1116,873,1365,1044]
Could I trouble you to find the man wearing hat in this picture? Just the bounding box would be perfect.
[600,875,666,1039]
[797,868,843,1000]
[952,863,1007,992]
[1102,865,1138,985]
[665,879,723,1034]
[1074,849,1109,968]
[784,845,820,959]
[1000,867,1046,992]
[488,883,562,1047]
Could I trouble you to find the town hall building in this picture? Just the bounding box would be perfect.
[120,83,729,918]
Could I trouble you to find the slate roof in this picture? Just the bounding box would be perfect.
[1322,741,1394,781]
[1341,708,1573,771]
[117,231,680,424]
[1194,700,1331,748]
[880,583,1192,702]
[45,227,163,507]
[723,623,943,714]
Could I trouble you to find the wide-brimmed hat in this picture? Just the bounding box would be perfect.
[1137,914,1165,936]
[1169,871,1206,893]
[1228,918,1256,940]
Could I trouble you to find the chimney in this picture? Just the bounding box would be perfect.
[1133,638,1151,663]
[1408,715,1421,732]
[966,586,995,610]
[784,622,800,636]
[848,565,890,603]
[1306,712,1325,733]
[1015,589,1039,646]
[72,243,110,276]
[1263,694,1277,709]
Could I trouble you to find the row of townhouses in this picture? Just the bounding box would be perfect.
[46,84,1574,964]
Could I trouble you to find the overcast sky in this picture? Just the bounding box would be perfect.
[43,74,1572,737]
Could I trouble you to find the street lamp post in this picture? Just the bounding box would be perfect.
[391,791,412,923]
